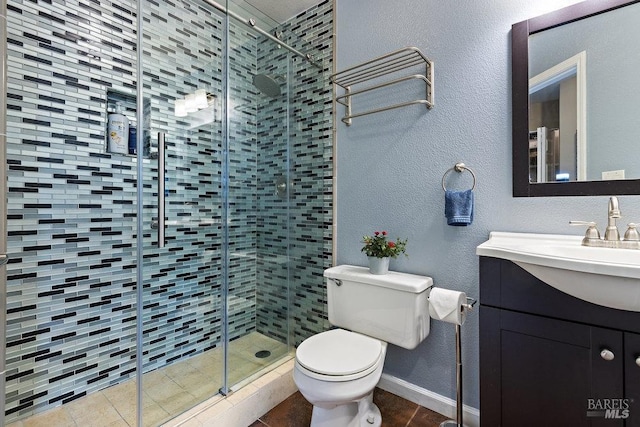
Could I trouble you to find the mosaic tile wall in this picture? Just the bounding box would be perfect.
[5,0,141,420]
[3,0,332,422]
[255,0,333,347]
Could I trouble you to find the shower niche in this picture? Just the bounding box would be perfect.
[105,88,151,157]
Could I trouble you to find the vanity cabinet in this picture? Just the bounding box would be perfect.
[480,257,640,427]
[626,333,640,426]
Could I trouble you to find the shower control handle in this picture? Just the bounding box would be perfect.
[158,132,166,248]
[275,175,289,198]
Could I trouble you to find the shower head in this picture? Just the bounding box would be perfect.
[252,73,284,98]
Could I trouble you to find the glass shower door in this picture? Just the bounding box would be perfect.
[223,11,295,391]
[139,1,226,424]
[136,0,329,422]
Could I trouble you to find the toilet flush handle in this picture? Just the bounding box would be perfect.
[329,278,342,286]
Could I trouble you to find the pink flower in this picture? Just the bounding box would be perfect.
[361,232,407,259]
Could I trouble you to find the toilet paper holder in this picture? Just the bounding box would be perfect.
[441,294,476,427]
[462,296,477,312]
[426,287,476,323]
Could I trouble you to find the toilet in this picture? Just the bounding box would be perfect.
[293,265,433,427]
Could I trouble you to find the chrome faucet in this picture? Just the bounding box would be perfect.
[604,196,621,241]
[570,196,640,249]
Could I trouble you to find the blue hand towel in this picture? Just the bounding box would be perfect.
[445,189,474,226]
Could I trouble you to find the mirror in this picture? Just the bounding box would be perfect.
[512,0,640,196]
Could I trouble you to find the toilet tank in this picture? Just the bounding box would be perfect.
[324,265,432,350]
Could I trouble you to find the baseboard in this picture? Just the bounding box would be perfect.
[378,373,480,427]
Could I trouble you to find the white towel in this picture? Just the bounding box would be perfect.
[428,287,466,325]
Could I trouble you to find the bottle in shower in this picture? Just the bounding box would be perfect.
[107,102,129,154]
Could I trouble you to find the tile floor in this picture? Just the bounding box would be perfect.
[7,332,291,427]
[251,388,450,427]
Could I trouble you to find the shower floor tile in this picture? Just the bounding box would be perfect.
[7,332,291,427]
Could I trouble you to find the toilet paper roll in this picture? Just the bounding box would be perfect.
[428,287,467,325]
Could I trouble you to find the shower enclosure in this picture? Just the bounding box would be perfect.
[0,0,333,425]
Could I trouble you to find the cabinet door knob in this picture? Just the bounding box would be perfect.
[600,349,615,361]
[636,356,640,367]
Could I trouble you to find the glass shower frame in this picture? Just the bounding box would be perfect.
[0,0,331,424]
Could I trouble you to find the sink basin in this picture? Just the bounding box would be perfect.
[476,231,640,312]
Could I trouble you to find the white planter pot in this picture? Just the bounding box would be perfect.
[368,257,390,275]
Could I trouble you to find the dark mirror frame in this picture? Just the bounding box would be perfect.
[512,0,640,197]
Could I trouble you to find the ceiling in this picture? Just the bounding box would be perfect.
[235,0,321,24]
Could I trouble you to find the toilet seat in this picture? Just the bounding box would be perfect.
[296,329,384,381]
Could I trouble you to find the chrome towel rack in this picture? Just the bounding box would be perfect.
[442,162,477,191]
[330,47,434,126]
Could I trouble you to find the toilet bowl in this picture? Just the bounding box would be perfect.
[293,328,387,427]
[294,265,432,427]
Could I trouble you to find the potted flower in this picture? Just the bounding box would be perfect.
[361,231,408,274]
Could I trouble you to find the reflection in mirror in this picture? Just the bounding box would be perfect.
[528,4,640,183]
[512,0,640,197]
[529,52,586,183]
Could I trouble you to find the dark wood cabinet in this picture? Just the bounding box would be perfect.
[626,333,640,426]
[480,257,640,427]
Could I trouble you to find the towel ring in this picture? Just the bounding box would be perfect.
[442,163,477,191]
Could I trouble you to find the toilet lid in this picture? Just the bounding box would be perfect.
[296,329,383,376]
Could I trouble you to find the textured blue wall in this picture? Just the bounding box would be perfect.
[335,0,640,409]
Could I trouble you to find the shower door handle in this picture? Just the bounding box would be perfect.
[158,132,166,248]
